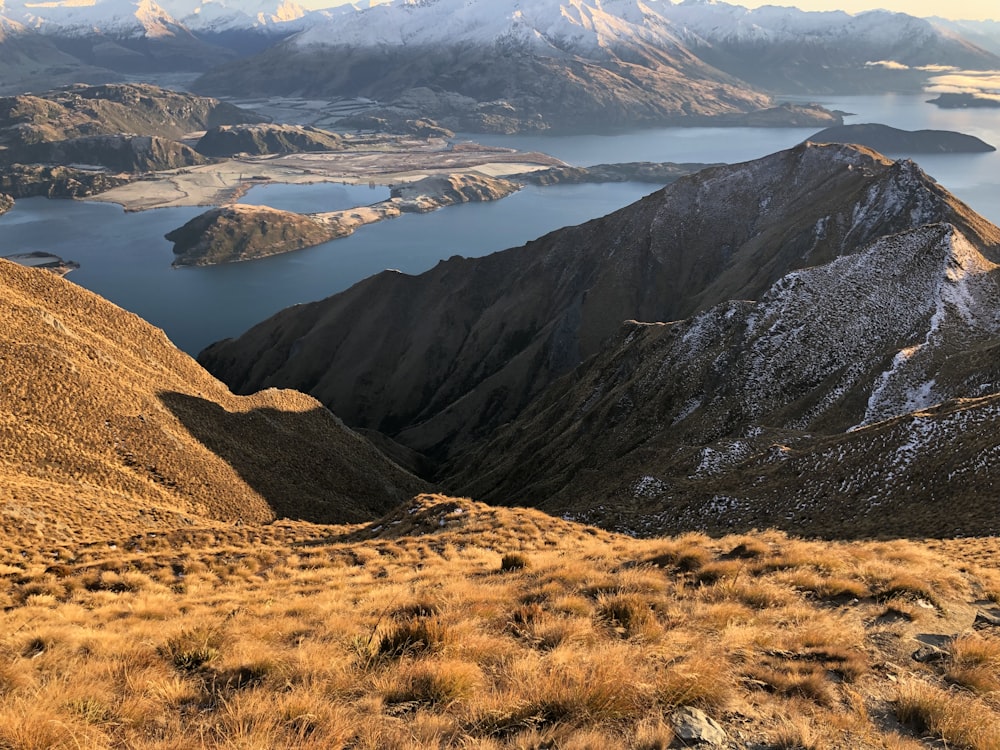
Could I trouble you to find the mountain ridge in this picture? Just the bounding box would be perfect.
[198,143,1000,469]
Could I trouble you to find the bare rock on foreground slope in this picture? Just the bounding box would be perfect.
[198,143,1000,464]
[0,259,426,543]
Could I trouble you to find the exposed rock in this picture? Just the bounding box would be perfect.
[974,610,1000,627]
[11,134,208,172]
[514,162,718,186]
[671,707,727,746]
[807,123,996,153]
[198,143,999,470]
[928,93,1000,109]
[167,204,338,267]
[0,164,132,199]
[0,193,12,215]
[912,645,948,663]
[195,123,345,157]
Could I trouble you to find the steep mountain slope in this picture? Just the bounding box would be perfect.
[664,3,1000,94]
[0,259,426,544]
[199,143,1000,465]
[449,223,1000,538]
[192,0,773,133]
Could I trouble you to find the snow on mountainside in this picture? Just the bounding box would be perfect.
[159,0,312,34]
[450,222,1000,538]
[7,0,185,38]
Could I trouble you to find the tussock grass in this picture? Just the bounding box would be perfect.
[0,494,998,748]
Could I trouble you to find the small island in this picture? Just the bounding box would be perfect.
[805,123,995,154]
[927,93,1000,110]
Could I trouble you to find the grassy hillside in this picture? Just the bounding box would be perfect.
[2,494,999,749]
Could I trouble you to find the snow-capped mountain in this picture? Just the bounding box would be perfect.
[7,0,185,39]
[159,0,312,34]
[194,0,780,132]
[659,1,1000,93]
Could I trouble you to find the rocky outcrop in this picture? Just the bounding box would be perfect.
[0,257,426,541]
[195,123,345,157]
[807,123,996,153]
[167,204,338,266]
[198,143,1000,466]
[0,164,132,198]
[0,193,12,215]
[0,83,262,153]
[928,93,1000,109]
[13,134,208,172]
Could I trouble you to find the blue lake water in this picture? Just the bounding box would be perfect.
[1,93,998,355]
[239,181,390,213]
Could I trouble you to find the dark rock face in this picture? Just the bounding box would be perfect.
[928,93,1000,109]
[14,135,207,172]
[0,164,131,198]
[198,144,999,468]
[807,123,996,153]
[167,204,337,266]
[195,124,345,157]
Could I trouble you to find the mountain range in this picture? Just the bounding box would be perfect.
[199,142,1000,537]
[3,1,998,130]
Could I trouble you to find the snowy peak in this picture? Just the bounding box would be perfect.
[160,0,310,33]
[8,0,185,38]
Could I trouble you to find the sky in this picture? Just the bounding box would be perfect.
[296,0,996,22]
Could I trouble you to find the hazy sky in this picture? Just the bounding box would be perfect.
[297,1,996,22]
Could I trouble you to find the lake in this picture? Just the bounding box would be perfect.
[1,93,998,355]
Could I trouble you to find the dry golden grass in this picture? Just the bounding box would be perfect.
[1,493,999,749]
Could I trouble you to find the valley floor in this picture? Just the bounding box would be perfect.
[2,494,999,749]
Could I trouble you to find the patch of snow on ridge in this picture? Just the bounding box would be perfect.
[860,226,1000,426]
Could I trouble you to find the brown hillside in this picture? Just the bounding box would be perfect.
[0,259,426,544]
